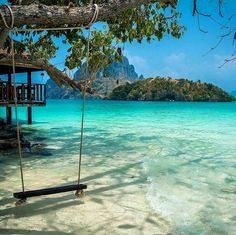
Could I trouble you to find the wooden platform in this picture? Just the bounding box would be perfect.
[0,61,47,124]
[0,101,46,106]
[0,80,46,124]
[0,81,46,106]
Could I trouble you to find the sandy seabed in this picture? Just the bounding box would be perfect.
[0,152,169,235]
[2,100,236,235]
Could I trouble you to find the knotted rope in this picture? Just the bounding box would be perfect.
[77,4,99,195]
[1,3,99,200]
[0,4,14,29]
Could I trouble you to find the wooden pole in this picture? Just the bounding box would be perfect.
[27,71,32,125]
[6,106,12,125]
[7,73,11,100]
[27,107,32,124]
[27,71,32,101]
[6,74,12,125]
[44,84,46,102]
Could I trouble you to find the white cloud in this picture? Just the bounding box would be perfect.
[154,52,236,91]
[124,50,148,70]
[156,53,195,79]
[165,53,187,64]
[122,49,235,91]
[156,67,181,78]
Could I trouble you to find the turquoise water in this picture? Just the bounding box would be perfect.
[1,100,236,234]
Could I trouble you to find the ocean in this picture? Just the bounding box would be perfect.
[0,100,236,234]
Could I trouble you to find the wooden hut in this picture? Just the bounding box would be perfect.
[0,61,46,125]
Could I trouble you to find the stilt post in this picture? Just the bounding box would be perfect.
[27,71,32,124]
[6,74,12,124]
[27,107,32,124]
[6,106,12,125]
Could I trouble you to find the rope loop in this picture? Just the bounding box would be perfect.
[0,4,14,29]
[85,4,99,29]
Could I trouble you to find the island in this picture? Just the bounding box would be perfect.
[108,77,234,102]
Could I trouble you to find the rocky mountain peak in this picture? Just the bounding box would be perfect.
[46,56,140,99]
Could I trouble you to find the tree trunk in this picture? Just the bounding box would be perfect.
[0,0,176,90]
[0,0,176,28]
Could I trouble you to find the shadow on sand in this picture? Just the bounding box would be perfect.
[0,162,144,216]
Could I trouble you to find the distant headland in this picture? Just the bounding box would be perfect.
[46,57,234,102]
[108,77,234,102]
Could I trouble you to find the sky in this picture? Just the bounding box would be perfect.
[1,0,236,92]
[122,0,236,92]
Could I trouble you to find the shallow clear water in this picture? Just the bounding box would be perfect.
[1,100,236,234]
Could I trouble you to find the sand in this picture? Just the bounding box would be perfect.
[0,153,170,235]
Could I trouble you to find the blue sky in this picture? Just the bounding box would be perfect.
[1,0,236,92]
[53,0,236,92]
[122,0,236,92]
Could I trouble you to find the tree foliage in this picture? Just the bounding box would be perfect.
[2,0,233,90]
[5,0,184,78]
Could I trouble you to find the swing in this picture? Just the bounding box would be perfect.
[0,3,99,205]
[14,184,87,200]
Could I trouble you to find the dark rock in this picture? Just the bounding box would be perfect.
[0,121,31,150]
[0,118,6,129]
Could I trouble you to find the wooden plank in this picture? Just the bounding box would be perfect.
[0,101,46,106]
[0,138,16,143]
[14,184,87,199]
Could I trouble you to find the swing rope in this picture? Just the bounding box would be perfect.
[11,34,25,193]
[7,13,26,193]
[0,3,26,194]
[78,4,99,185]
[0,3,99,195]
[0,4,14,29]
[77,28,91,185]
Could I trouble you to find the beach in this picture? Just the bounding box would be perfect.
[0,100,236,234]
[0,151,169,235]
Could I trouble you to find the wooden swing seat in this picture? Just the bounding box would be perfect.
[13,184,87,200]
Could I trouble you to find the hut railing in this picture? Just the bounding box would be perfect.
[0,81,46,104]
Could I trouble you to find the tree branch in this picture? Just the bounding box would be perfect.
[218,56,236,68]
[9,0,37,5]
[20,0,38,5]
[0,53,95,93]
[0,0,176,29]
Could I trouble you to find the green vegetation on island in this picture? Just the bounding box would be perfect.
[109,77,234,102]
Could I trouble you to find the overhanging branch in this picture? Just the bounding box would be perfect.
[0,53,95,93]
[0,0,176,29]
